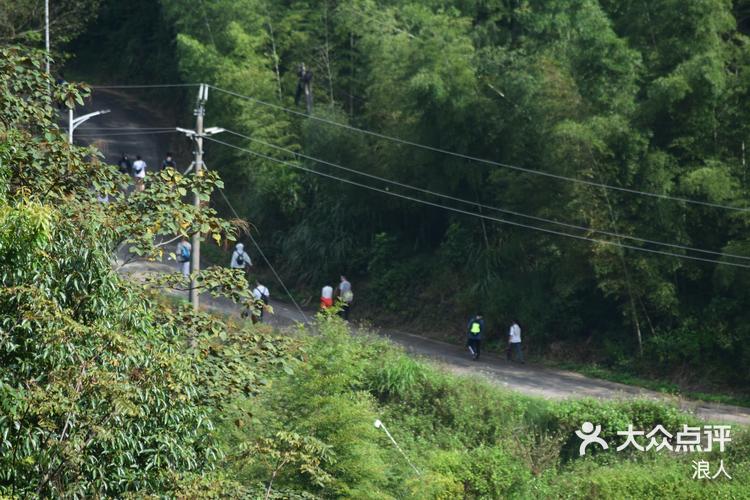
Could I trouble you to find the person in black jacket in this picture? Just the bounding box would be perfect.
[161,152,177,171]
[295,63,313,112]
[117,154,132,175]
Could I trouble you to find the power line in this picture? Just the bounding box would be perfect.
[90,83,200,89]
[208,84,750,213]
[90,83,748,212]
[221,128,750,262]
[76,127,178,130]
[202,164,311,324]
[76,130,178,137]
[205,135,750,269]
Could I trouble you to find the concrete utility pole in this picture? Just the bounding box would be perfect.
[191,84,206,310]
[177,84,225,310]
[68,108,111,144]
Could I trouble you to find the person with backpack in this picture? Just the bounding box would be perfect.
[230,243,252,277]
[161,152,177,171]
[176,237,191,277]
[132,155,147,192]
[251,281,270,322]
[466,314,484,361]
[336,275,354,320]
[507,320,524,363]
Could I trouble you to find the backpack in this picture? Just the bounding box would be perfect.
[179,244,190,262]
[255,287,269,305]
[236,253,245,266]
[470,320,482,335]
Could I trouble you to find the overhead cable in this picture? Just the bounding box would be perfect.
[209,84,749,213]
[202,164,311,324]
[221,128,750,262]
[204,135,750,269]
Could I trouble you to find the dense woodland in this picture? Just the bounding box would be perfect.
[70,0,750,388]
[2,1,750,497]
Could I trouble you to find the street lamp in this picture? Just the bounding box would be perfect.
[374,419,421,475]
[176,127,225,174]
[69,108,111,144]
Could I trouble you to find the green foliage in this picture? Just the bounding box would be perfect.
[0,0,100,46]
[219,318,749,498]
[98,0,750,389]
[548,458,750,499]
[366,350,427,401]
[244,431,334,498]
[0,46,290,496]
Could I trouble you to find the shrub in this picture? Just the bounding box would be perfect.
[366,349,429,401]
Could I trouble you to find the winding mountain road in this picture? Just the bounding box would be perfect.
[82,88,750,426]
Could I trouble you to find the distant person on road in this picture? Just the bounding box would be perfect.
[117,154,132,175]
[132,155,147,192]
[336,275,354,320]
[320,285,334,311]
[161,152,177,171]
[508,320,524,364]
[467,313,484,361]
[230,242,252,278]
[252,281,270,322]
[176,237,191,278]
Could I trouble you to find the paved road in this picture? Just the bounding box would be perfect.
[85,88,750,426]
[74,89,177,169]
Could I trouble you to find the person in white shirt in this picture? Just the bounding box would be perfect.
[320,285,333,310]
[230,243,252,277]
[132,155,147,192]
[176,237,192,277]
[507,320,524,363]
[251,281,270,323]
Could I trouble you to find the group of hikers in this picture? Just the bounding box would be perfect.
[176,238,271,323]
[320,276,354,320]
[466,314,524,363]
[177,235,521,361]
[175,239,354,324]
[117,152,177,192]
[227,243,273,323]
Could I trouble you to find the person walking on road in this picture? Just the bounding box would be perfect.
[132,155,147,192]
[161,152,177,171]
[508,320,524,363]
[117,153,132,175]
[467,313,484,361]
[336,275,354,320]
[176,237,191,278]
[252,281,270,323]
[230,242,253,278]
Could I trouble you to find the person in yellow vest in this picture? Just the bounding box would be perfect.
[466,313,484,361]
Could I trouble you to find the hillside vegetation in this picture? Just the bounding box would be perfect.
[68,0,750,388]
[1,44,749,498]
